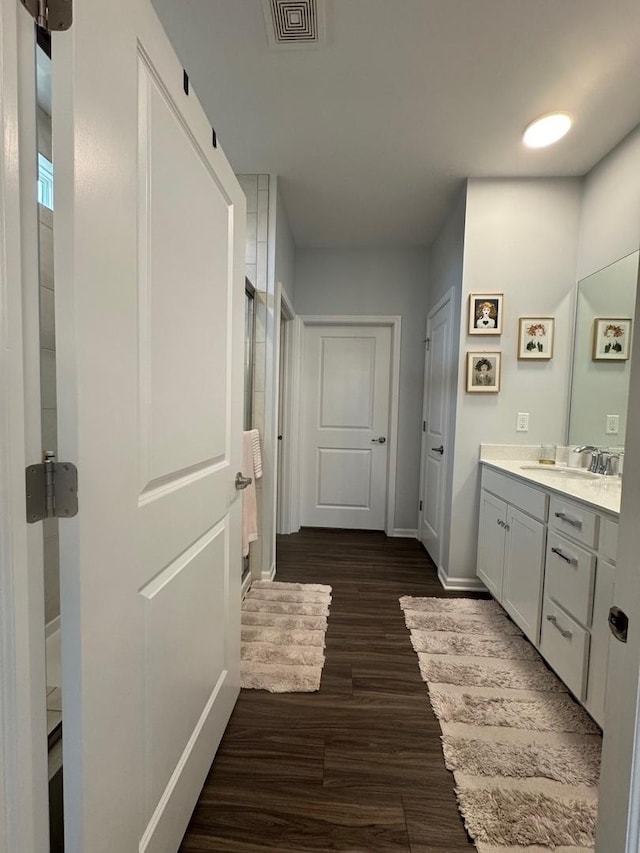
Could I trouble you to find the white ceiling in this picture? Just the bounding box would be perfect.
[151,0,640,248]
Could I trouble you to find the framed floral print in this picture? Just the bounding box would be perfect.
[592,318,632,361]
[466,352,501,393]
[518,317,554,360]
[468,293,503,335]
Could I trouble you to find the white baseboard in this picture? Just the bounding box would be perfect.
[389,528,418,538]
[241,572,252,600]
[262,562,276,582]
[437,565,487,592]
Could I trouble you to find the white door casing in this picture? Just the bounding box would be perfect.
[53,2,244,851]
[0,3,49,850]
[301,321,397,530]
[419,292,454,567]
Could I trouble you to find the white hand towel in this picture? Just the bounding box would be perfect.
[242,430,262,557]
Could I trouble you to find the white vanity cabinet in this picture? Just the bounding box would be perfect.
[477,468,547,644]
[540,493,617,724]
[477,462,619,728]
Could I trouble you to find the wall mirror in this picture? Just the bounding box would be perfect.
[568,251,639,447]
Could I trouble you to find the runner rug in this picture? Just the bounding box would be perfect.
[241,580,332,692]
[400,595,602,853]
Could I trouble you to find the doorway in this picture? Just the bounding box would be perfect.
[294,317,401,533]
[418,290,455,576]
[275,285,295,535]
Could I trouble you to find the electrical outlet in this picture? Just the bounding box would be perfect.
[516,412,529,432]
[606,414,620,435]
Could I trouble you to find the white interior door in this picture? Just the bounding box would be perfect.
[0,4,50,850]
[302,323,391,530]
[596,289,640,852]
[419,294,453,567]
[53,2,244,850]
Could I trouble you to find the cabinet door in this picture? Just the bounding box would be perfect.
[585,558,615,727]
[477,490,507,600]
[503,506,546,644]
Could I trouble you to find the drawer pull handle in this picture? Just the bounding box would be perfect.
[551,546,576,565]
[546,614,573,640]
[554,511,582,530]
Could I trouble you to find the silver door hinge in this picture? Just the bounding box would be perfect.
[26,453,78,523]
[424,337,430,351]
[20,0,72,32]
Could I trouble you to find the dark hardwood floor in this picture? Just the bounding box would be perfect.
[180,528,486,852]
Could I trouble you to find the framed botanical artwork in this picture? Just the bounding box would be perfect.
[466,352,501,393]
[518,317,555,360]
[592,318,632,361]
[468,293,503,335]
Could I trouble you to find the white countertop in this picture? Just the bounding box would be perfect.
[480,458,622,516]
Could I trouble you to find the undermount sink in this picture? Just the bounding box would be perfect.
[519,464,600,480]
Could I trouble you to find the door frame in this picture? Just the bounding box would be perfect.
[286,315,401,536]
[0,3,50,850]
[418,288,455,577]
[274,284,295,536]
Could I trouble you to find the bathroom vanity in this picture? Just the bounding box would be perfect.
[476,456,621,727]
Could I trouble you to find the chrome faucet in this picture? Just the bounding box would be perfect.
[573,446,622,476]
[573,446,602,473]
[604,453,621,477]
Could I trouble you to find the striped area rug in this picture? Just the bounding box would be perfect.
[400,596,602,853]
[241,580,332,692]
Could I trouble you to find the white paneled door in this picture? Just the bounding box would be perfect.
[419,293,454,567]
[53,1,244,851]
[302,324,392,529]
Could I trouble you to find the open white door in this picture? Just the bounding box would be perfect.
[419,292,454,568]
[52,1,245,850]
[596,283,640,852]
[0,3,50,850]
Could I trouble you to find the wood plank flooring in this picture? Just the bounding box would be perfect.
[180,528,488,852]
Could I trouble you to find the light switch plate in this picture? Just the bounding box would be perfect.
[606,414,620,434]
[516,412,529,432]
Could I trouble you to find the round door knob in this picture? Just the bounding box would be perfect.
[371,436,387,444]
[431,445,444,455]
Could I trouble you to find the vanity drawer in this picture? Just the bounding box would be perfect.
[482,468,547,522]
[600,516,619,564]
[540,597,590,700]
[549,495,599,549]
[545,532,596,627]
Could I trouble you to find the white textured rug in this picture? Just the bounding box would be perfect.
[241,581,332,692]
[400,596,602,853]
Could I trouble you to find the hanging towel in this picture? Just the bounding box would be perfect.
[242,430,263,557]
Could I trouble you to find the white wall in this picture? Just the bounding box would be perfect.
[295,248,429,531]
[426,186,467,574]
[578,125,640,281]
[446,178,582,583]
[275,189,296,307]
[263,177,296,575]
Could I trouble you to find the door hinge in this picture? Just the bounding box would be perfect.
[20,0,72,32]
[419,500,423,511]
[425,337,430,351]
[26,453,78,523]
[422,421,426,432]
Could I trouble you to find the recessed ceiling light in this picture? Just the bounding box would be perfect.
[523,112,573,149]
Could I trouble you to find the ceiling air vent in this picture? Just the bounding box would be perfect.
[262,0,326,49]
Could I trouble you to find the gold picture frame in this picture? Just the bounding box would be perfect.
[468,293,503,335]
[517,317,554,360]
[466,352,501,393]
